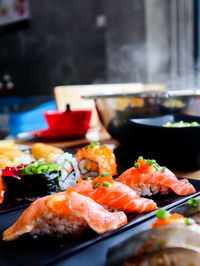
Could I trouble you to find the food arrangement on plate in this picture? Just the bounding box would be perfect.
[107,204,200,266]
[0,141,197,243]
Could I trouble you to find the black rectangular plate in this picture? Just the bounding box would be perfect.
[0,178,200,266]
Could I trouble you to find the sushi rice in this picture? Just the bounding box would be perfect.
[133,183,169,196]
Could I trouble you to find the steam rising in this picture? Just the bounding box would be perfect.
[106,0,195,90]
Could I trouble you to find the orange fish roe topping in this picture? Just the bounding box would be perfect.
[152,212,185,228]
[168,213,184,220]
[0,174,5,204]
[76,143,117,176]
[47,193,72,214]
[134,156,168,174]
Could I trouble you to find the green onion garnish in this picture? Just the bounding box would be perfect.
[161,167,166,173]
[134,162,140,168]
[185,217,195,225]
[21,162,62,176]
[156,209,170,219]
[93,182,100,189]
[138,156,143,160]
[154,163,159,171]
[90,142,100,148]
[102,182,110,188]
[84,142,100,149]
[189,198,198,207]
[87,177,91,181]
[100,172,110,177]
[145,159,160,171]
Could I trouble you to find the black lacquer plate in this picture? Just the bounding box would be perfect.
[0,178,200,266]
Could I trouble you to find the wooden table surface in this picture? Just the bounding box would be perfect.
[16,127,200,180]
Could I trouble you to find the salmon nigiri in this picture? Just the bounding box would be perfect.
[68,174,158,213]
[117,157,196,196]
[2,191,127,241]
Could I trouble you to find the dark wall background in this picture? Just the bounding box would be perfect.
[0,0,106,96]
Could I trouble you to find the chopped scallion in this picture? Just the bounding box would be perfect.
[93,182,100,189]
[185,217,195,225]
[161,167,166,173]
[156,209,170,219]
[134,162,140,168]
[102,182,110,188]
[189,198,198,208]
[89,142,100,148]
[100,172,110,177]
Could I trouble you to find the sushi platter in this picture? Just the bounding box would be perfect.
[0,142,200,265]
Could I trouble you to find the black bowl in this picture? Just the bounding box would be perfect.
[112,113,200,171]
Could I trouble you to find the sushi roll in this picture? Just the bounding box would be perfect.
[76,142,117,178]
[70,174,157,213]
[55,152,80,190]
[2,191,127,241]
[117,157,196,196]
[2,162,61,202]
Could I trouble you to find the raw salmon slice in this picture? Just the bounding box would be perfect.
[69,175,158,213]
[117,158,196,196]
[2,191,127,241]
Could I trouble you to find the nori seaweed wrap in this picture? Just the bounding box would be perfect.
[2,162,61,203]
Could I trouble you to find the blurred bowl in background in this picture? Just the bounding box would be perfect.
[83,89,200,143]
[83,89,200,171]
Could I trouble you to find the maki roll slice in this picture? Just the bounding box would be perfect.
[2,162,61,203]
[54,152,80,190]
[76,142,117,179]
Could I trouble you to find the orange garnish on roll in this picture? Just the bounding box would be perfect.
[76,142,117,179]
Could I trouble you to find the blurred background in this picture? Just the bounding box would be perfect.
[0,0,199,137]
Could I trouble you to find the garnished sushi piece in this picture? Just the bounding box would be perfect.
[117,157,196,196]
[152,209,195,228]
[2,162,61,202]
[76,142,117,179]
[55,152,80,190]
[107,209,200,266]
[2,191,127,241]
[31,143,64,163]
[68,174,157,213]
